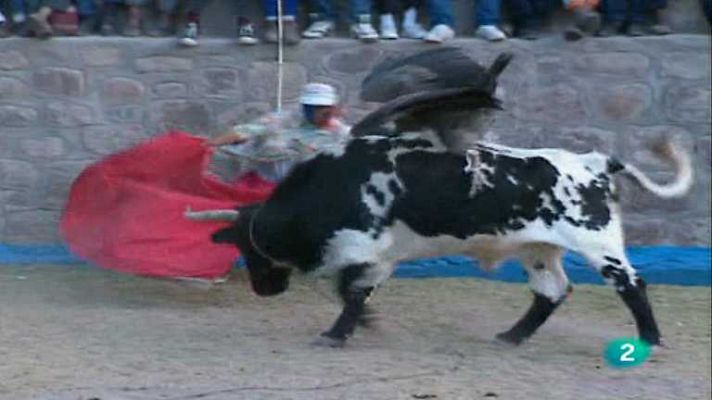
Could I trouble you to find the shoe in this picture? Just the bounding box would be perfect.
[595,22,622,36]
[27,14,53,39]
[573,9,601,34]
[302,19,333,38]
[424,24,454,43]
[401,21,427,39]
[146,13,172,37]
[648,23,672,35]
[178,21,199,46]
[475,25,506,41]
[627,22,646,36]
[379,14,398,39]
[122,8,141,36]
[564,25,584,41]
[0,22,10,38]
[100,22,116,36]
[351,14,378,42]
[512,23,539,40]
[239,19,259,45]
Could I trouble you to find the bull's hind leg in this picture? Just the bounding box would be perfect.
[313,262,391,347]
[497,244,572,345]
[580,249,662,346]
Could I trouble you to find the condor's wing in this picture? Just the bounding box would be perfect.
[360,48,511,102]
[354,51,512,150]
[351,87,502,137]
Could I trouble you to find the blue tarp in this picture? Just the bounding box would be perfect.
[1,243,710,286]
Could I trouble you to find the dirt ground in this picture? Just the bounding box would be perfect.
[0,265,709,400]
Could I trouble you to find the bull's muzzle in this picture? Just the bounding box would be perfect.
[251,267,291,297]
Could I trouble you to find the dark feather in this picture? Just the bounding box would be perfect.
[351,87,501,137]
[360,47,498,102]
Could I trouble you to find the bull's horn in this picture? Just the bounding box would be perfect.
[184,207,240,221]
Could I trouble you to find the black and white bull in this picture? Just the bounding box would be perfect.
[188,132,692,348]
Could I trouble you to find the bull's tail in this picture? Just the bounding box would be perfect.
[611,140,693,199]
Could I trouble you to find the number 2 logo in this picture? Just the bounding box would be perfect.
[604,338,651,368]
[619,343,636,362]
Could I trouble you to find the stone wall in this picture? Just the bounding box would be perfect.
[0,35,710,245]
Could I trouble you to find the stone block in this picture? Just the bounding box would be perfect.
[0,77,30,98]
[573,52,650,78]
[3,210,62,243]
[0,50,29,70]
[0,188,36,211]
[246,62,307,103]
[198,68,243,98]
[325,47,383,75]
[153,82,188,98]
[39,161,93,210]
[513,84,587,124]
[152,100,212,134]
[0,160,39,189]
[665,85,711,123]
[135,56,193,73]
[19,137,67,159]
[33,68,85,96]
[46,102,96,127]
[82,125,146,155]
[0,105,39,127]
[598,83,652,122]
[215,102,272,131]
[80,46,124,67]
[102,77,146,105]
[661,53,711,80]
[104,106,146,124]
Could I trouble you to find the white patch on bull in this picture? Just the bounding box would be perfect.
[464,149,495,196]
[360,172,398,217]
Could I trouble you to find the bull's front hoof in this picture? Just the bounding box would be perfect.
[495,331,524,346]
[311,334,347,348]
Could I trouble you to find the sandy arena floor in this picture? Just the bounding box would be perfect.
[0,264,709,400]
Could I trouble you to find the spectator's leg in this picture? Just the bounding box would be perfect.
[401,0,427,38]
[150,0,178,36]
[350,0,379,42]
[505,0,540,39]
[262,0,300,44]
[423,0,454,42]
[0,10,8,37]
[475,0,506,40]
[178,0,207,46]
[645,0,671,34]
[123,0,148,36]
[376,0,399,38]
[302,0,336,38]
[598,0,626,35]
[27,0,53,38]
[10,0,27,23]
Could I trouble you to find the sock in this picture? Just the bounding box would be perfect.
[380,13,395,28]
[403,7,417,27]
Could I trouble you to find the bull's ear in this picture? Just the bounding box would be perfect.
[211,225,239,244]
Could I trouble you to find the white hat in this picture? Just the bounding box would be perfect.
[299,83,339,106]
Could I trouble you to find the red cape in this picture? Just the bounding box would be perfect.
[60,131,275,279]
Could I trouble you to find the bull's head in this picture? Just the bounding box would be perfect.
[185,205,292,296]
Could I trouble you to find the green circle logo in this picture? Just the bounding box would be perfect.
[603,337,652,368]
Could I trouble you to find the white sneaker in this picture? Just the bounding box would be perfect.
[379,14,398,39]
[302,20,334,39]
[401,22,427,39]
[424,24,454,43]
[476,25,507,41]
[352,15,379,42]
